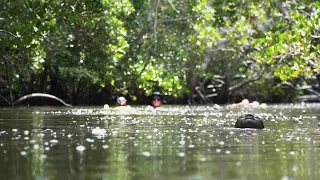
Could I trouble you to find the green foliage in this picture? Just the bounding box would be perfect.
[1,0,319,104]
[252,1,320,81]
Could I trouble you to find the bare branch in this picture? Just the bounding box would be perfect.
[147,0,157,22]
[229,68,267,95]
[154,0,159,44]
[0,29,19,38]
[0,93,10,105]
[302,76,319,90]
[157,17,191,23]
[195,86,209,104]
[273,1,292,31]
[167,0,178,13]
[13,93,72,106]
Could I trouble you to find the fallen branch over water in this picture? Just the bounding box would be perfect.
[0,94,10,105]
[13,93,72,107]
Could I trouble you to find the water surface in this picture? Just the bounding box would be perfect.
[0,104,320,179]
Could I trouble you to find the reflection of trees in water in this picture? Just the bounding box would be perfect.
[1,105,320,179]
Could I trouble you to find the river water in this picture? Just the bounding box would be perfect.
[0,104,320,180]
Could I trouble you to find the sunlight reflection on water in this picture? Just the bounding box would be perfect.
[0,103,320,179]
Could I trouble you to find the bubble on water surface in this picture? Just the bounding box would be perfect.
[102,145,109,149]
[292,165,298,172]
[33,144,40,149]
[289,151,295,155]
[285,137,292,141]
[76,145,86,152]
[92,127,107,135]
[179,140,186,145]
[219,141,225,145]
[86,138,94,143]
[12,129,18,132]
[20,151,27,156]
[178,152,185,157]
[200,157,207,161]
[142,151,151,157]
[281,176,293,180]
[50,139,59,144]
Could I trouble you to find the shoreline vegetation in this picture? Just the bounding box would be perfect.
[1,1,320,106]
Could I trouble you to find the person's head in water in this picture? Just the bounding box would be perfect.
[116,96,127,106]
[151,92,163,108]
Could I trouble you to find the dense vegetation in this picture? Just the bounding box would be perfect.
[1,0,319,106]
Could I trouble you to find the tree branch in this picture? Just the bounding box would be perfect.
[154,0,159,44]
[0,29,19,38]
[302,76,319,90]
[229,68,267,95]
[274,1,292,32]
[167,0,178,13]
[311,35,320,38]
[0,93,10,105]
[147,0,157,22]
[157,17,191,24]
[13,93,72,106]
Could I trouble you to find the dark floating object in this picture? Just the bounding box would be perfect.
[235,114,264,129]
